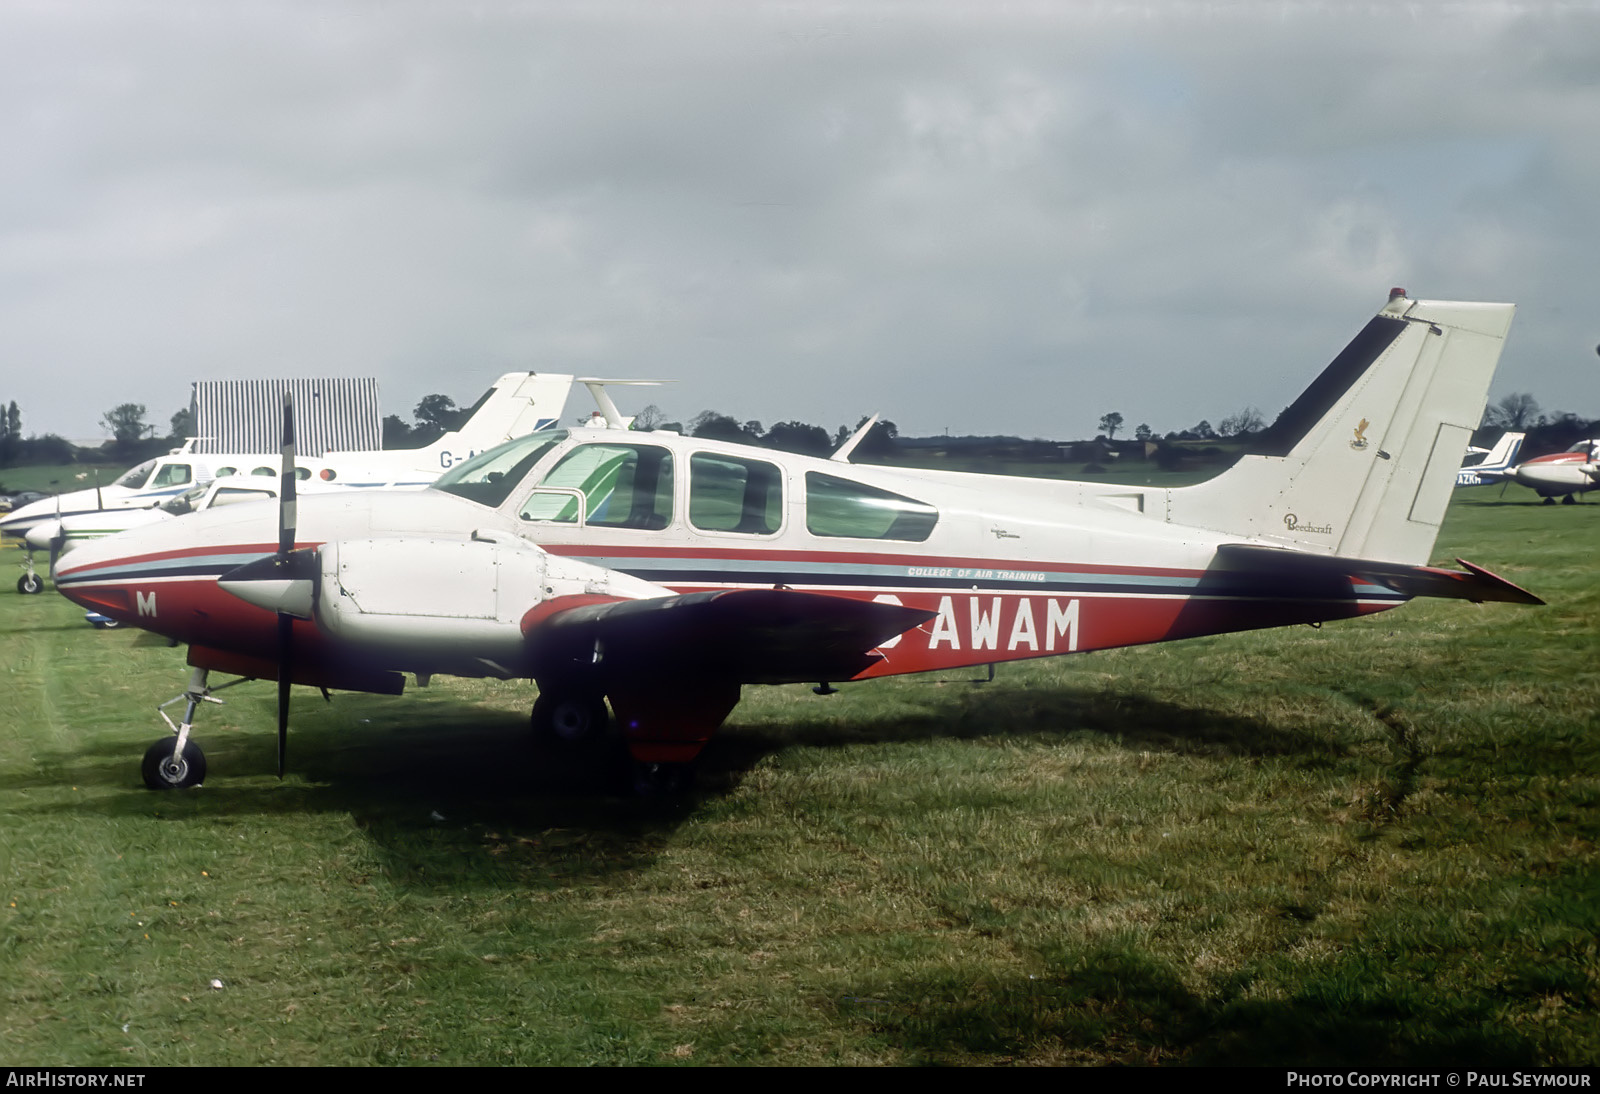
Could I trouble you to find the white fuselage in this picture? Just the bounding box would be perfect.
[1509,441,1600,497]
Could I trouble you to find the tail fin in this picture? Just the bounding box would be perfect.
[1167,292,1515,565]
[577,377,667,429]
[1478,430,1525,472]
[421,373,577,456]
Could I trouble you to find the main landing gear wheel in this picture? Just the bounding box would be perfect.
[142,737,207,790]
[631,761,695,797]
[17,572,42,594]
[531,692,611,750]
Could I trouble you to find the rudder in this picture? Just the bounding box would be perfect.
[1166,292,1515,565]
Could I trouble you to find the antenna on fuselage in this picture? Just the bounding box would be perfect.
[830,414,880,463]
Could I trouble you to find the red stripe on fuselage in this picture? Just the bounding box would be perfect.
[59,539,1401,682]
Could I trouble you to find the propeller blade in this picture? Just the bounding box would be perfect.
[276,391,296,779]
[277,612,291,779]
[278,393,297,557]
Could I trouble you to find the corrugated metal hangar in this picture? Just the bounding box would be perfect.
[190,378,382,455]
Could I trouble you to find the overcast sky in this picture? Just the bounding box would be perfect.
[3,0,1597,445]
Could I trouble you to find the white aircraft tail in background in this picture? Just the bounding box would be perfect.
[3,372,658,591]
[1456,431,1525,487]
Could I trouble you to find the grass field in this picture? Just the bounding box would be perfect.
[2,489,1596,1066]
[0,463,130,497]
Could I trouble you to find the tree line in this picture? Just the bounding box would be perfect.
[1095,393,1596,456]
[3,389,1595,473]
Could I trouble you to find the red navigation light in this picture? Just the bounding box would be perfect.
[1388,286,1407,301]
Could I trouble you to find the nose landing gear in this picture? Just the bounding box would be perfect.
[141,667,250,790]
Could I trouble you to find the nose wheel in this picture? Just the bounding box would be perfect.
[142,737,207,790]
[141,667,249,789]
[17,571,42,594]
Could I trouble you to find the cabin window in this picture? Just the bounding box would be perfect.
[214,467,237,478]
[432,431,569,508]
[521,443,675,530]
[689,453,782,535]
[804,472,937,541]
[250,466,275,477]
[150,463,192,489]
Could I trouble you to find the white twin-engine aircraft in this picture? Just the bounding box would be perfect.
[5,373,654,592]
[54,290,1542,792]
[1507,438,1600,502]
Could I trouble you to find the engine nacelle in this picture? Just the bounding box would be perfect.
[307,534,668,675]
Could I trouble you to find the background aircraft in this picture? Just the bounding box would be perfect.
[1455,431,1524,486]
[1506,439,1600,502]
[52,291,1541,793]
[5,374,656,591]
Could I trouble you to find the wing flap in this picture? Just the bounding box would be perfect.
[526,588,937,684]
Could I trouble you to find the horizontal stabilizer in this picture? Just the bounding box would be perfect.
[1215,544,1544,605]
[527,588,937,684]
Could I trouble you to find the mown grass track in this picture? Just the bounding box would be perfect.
[1,490,1596,1065]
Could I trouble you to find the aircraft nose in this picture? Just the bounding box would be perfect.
[24,521,62,552]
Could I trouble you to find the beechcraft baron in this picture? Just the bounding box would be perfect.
[1506,438,1600,502]
[5,374,655,592]
[54,290,1541,792]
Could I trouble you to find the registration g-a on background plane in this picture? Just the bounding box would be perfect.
[54,289,1542,792]
[4,374,657,592]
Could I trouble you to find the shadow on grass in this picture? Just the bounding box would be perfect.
[840,945,1552,1067]
[8,675,1343,819]
[713,680,1346,777]
[4,675,1353,892]
[4,692,699,890]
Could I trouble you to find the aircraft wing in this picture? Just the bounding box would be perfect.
[1215,544,1544,605]
[524,588,938,685]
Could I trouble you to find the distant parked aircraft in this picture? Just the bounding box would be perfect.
[4,375,657,591]
[1456,431,1524,486]
[1507,439,1600,503]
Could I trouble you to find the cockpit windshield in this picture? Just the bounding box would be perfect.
[160,483,211,516]
[431,430,569,508]
[115,459,159,490]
